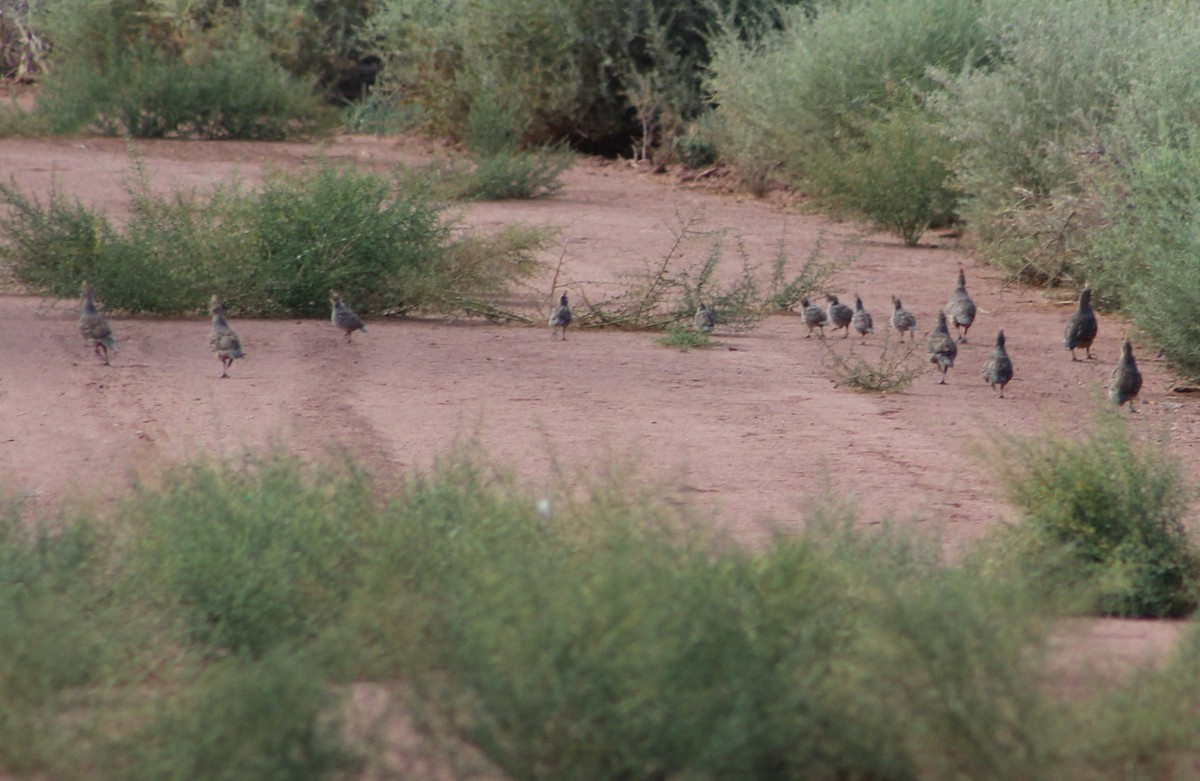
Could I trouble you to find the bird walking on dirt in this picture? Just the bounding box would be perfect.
[1110,339,1143,411]
[826,294,854,338]
[331,291,366,342]
[851,295,874,344]
[800,297,827,337]
[209,295,245,378]
[1064,287,1098,361]
[946,267,977,343]
[890,295,917,342]
[550,292,572,340]
[927,310,958,384]
[981,329,1014,398]
[694,302,716,333]
[79,281,115,365]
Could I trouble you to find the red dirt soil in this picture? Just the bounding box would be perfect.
[0,135,1194,681]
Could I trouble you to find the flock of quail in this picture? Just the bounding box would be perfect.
[786,267,1138,408]
[79,281,368,378]
[79,269,1145,409]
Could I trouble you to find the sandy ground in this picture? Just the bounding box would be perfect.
[0,134,1194,680]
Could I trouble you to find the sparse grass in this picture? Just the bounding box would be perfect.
[821,330,926,392]
[658,326,713,351]
[985,404,1200,617]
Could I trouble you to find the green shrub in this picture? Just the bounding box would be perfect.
[658,326,712,351]
[0,159,546,317]
[126,454,377,658]
[34,0,331,139]
[365,0,800,151]
[988,407,1200,617]
[0,499,109,774]
[807,102,956,245]
[708,0,990,193]
[121,650,358,781]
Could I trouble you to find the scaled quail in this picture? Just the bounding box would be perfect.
[1110,339,1143,411]
[694,302,716,334]
[826,294,854,338]
[79,281,115,365]
[981,329,1014,398]
[890,295,917,342]
[331,291,366,342]
[1064,287,1098,361]
[851,295,874,344]
[928,310,958,384]
[946,267,977,343]
[800,297,827,338]
[550,292,572,340]
[209,295,245,378]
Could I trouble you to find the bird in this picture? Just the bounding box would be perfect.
[550,292,572,340]
[826,294,854,338]
[79,281,115,365]
[945,267,977,342]
[799,297,827,337]
[208,295,245,378]
[981,329,1014,398]
[331,291,366,342]
[1110,339,1143,411]
[851,295,873,344]
[890,295,917,342]
[694,302,716,333]
[1064,287,1098,361]
[927,310,958,384]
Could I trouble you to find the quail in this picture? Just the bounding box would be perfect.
[890,295,917,342]
[694,302,716,334]
[927,310,958,384]
[79,281,115,365]
[1110,339,1143,411]
[331,291,366,342]
[946,267,977,343]
[981,329,1014,398]
[826,294,854,338]
[851,295,874,344]
[209,295,245,378]
[1064,287,1098,361]
[800,297,827,337]
[550,292,572,340]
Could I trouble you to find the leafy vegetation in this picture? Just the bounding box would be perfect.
[987,406,1200,617]
[0,158,547,317]
[0,441,1191,777]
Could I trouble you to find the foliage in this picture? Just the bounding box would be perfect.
[125,453,377,658]
[119,651,359,781]
[0,158,547,317]
[364,0,802,153]
[806,101,957,246]
[987,406,1200,617]
[707,0,991,194]
[34,0,331,139]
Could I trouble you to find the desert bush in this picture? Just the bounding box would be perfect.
[0,498,110,775]
[987,406,1200,617]
[806,101,957,245]
[33,0,331,139]
[117,650,358,781]
[364,0,800,152]
[708,0,990,194]
[125,454,377,658]
[0,159,547,317]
